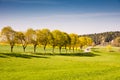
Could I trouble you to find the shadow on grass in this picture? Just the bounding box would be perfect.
[92,50,101,53]
[0,52,49,59]
[0,55,8,58]
[0,52,100,59]
[35,52,100,57]
[35,53,53,55]
[59,52,100,57]
[91,48,101,53]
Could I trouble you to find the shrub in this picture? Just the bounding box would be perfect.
[106,45,112,52]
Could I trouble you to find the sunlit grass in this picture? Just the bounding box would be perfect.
[0,45,120,80]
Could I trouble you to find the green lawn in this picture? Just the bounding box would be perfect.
[0,45,120,80]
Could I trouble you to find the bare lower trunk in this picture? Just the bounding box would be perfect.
[10,42,14,52]
[23,46,26,52]
[34,45,37,53]
[23,47,25,52]
[66,49,67,53]
[73,47,74,53]
[52,46,55,54]
[69,46,71,53]
[44,46,46,54]
[80,46,83,50]
[59,47,62,54]
[65,46,67,53]
[76,47,77,52]
[11,46,13,52]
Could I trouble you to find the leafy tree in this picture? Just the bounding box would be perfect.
[69,33,78,52]
[1,26,16,52]
[63,32,71,53]
[37,29,52,53]
[79,37,86,49]
[86,37,93,46]
[79,36,93,49]
[52,30,65,53]
[16,32,28,52]
[49,31,56,53]
[26,28,38,53]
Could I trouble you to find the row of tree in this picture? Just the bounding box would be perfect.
[0,26,93,53]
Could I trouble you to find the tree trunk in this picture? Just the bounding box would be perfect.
[76,46,77,52]
[69,46,71,53]
[52,46,55,54]
[11,46,13,52]
[65,46,67,53]
[59,47,62,54]
[73,47,74,53]
[21,40,27,52]
[44,46,46,54]
[34,45,37,53]
[23,46,26,52]
[80,46,83,50]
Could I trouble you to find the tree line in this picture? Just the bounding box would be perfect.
[81,31,120,46]
[0,26,93,53]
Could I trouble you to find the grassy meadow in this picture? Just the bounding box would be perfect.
[0,44,120,80]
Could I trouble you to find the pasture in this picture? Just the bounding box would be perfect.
[0,45,120,80]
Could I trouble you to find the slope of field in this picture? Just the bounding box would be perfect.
[0,45,120,80]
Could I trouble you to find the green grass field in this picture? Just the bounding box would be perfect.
[0,45,120,80]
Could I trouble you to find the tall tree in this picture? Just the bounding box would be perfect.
[79,37,86,49]
[26,28,38,53]
[49,32,56,54]
[52,30,65,54]
[37,29,52,53]
[63,32,71,53]
[69,33,78,53]
[1,26,16,52]
[79,36,93,49]
[16,32,27,52]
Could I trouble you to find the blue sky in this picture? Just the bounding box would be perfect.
[0,0,120,34]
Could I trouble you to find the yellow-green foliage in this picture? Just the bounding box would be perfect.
[106,45,112,52]
[79,36,93,49]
